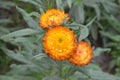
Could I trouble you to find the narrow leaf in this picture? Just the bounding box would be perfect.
[106,15,120,33]
[1,28,38,39]
[2,49,32,64]
[69,3,85,23]
[89,69,120,80]
[86,16,96,27]
[16,6,42,30]
[78,26,89,41]
[67,0,72,8]
[29,12,40,18]
[20,0,41,8]
[55,0,63,10]
[93,47,111,57]
[100,31,120,42]
[84,1,100,20]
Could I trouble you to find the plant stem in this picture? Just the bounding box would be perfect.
[57,61,63,80]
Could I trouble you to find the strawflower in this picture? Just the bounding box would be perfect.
[43,26,75,60]
[39,9,69,28]
[69,41,93,66]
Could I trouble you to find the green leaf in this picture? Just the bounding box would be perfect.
[100,31,120,42]
[0,1,15,9]
[78,26,89,41]
[2,49,32,64]
[105,42,120,48]
[29,12,40,18]
[0,26,10,34]
[20,0,41,8]
[75,65,120,80]
[66,0,72,8]
[86,16,96,27]
[93,47,111,57]
[39,8,45,13]
[69,3,85,23]
[84,1,100,20]
[74,68,91,79]
[14,37,36,43]
[0,19,12,24]
[0,75,36,80]
[7,64,42,75]
[88,16,97,41]
[55,0,63,10]
[76,67,89,76]
[89,69,120,80]
[42,76,58,80]
[90,25,98,41]
[73,0,83,6]
[102,0,118,13]
[16,6,42,30]
[106,15,120,33]
[1,28,39,39]
[65,22,80,30]
[32,53,47,61]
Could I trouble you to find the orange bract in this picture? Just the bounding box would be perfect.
[69,41,93,66]
[39,9,69,28]
[43,26,75,60]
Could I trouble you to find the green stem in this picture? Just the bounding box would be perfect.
[57,61,63,80]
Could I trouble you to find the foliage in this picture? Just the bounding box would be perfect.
[100,13,120,76]
[0,0,120,80]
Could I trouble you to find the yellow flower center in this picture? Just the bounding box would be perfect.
[58,38,62,43]
[50,15,57,20]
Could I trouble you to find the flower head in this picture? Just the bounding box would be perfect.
[69,41,93,66]
[43,26,75,60]
[39,9,69,28]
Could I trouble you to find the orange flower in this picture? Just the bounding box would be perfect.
[69,41,93,66]
[39,9,69,28]
[43,26,75,60]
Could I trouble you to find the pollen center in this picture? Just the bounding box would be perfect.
[58,38,63,43]
[50,15,57,21]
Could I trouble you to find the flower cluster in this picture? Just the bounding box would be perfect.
[39,9,92,66]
